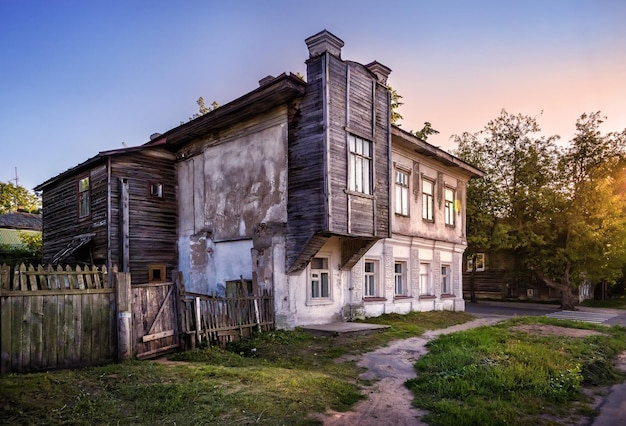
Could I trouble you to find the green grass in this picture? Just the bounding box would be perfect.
[406,316,626,426]
[0,311,471,425]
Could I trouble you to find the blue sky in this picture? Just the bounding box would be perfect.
[2,0,625,190]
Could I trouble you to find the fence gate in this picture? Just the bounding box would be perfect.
[116,272,181,360]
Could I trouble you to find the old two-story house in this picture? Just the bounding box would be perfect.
[35,30,482,328]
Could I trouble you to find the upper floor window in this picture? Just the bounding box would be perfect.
[310,257,330,299]
[348,135,372,195]
[422,178,434,221]
[395,170,409,216]
[394,261,407,296]
[78,176,90,219]
[444,187,455,226]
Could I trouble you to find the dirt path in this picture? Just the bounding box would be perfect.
[318,317,503,425]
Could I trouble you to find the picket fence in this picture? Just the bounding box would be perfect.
[1,263,275,373]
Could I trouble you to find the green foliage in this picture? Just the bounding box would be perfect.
[406,317,626,425]
[387,85,403,125]
[411,121,440,141]
[454,110,626,308]
[0,231,42,266]
[189,96,219,121]
[0,181,41,213]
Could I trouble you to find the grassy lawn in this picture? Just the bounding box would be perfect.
[2,312,625,425]
[0,311,472,425]
[406,316,626,426]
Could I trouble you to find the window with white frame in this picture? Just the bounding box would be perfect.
[441,265,451,294]
[420,263,432,295]
[348,134,373,195]
[364,260,378,297]
[78,176,90,219]
[444,187,455,226]
[422,178,434,221]
[310,257,330,299]
[394,261,407,296]
[395,169,409,216]
[467,253,485,272]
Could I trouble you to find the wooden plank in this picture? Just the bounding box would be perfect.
[146,284,174,335]
[1,291,12,373]
[42,294,59,369]
[56,294,67,368]
[80,292,92,363]
[30,294,44,369]
[62,294,75,367]
[72,294,82,364]
[20,292,32,371]
[1,288,115,297]
[142,329,175,343]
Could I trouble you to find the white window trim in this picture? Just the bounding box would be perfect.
[422,177,434,221]
[395,169,410,216]
[363,259,382,299]
[467,253,485,272]
[419,262,433,296]
[441,264,452,294]
[394,260,409,297]
[348,134,373,195]
[444,187,456,226]
[307,255,333,305]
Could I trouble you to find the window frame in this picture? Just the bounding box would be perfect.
[348,134,373,195]
[363,259,379,298]
[422,177,434,221]
[309,256,331,303]
[77,175,91,220]
[467,253,485,272]
[441,264,451,294]
[394,169,410,216]
[394,261,408,297]
[419,263,432,296]
[444,187,455,226]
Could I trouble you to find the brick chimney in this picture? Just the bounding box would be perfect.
[305,29,344,58]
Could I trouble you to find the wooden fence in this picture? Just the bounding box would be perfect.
[1,263,276,373]
[1,263,115,374]
[180,289,274,348]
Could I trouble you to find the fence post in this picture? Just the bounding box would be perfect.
[116,272,133,361]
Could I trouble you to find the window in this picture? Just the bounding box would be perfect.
[441,265,450,294]
[310,257,330,299]
[150,183,163,198]
[148,264,166,283]
[364,260,377,297]
[395,170,409,216]
[348,135,373,194]
[467,253,485,272]
[420,263,432,295]
[78,176,90,218]
[422,178,434,221]
[394,262,407,296]
[444,187,455,226]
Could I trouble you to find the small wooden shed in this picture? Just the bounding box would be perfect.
[35,143,177,284]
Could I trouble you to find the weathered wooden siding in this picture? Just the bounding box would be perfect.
[109,149,177,284]
[286,55,327,270]
[40,163,108,265]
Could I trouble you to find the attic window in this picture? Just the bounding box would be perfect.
[148,264,166,282]
[149,183,163,198]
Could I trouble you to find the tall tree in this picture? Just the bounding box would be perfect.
[0,182,41,214]
[455,110,626,309]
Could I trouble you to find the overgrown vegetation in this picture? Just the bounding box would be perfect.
[0,311,470,425]
[406,316,626,425]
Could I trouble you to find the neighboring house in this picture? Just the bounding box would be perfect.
[35,30,482,328]
[34,143,177,284]
[0,211,42,248]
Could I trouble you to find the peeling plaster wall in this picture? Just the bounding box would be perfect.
[177,107,289,294]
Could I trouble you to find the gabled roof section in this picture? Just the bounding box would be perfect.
[34,144,169,191]
[0,212,42,231]
[153,73,307,147]
[391,126,484,178]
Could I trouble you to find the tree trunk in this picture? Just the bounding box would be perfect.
[534,269,578,311]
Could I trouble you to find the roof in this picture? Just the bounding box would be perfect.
[0,228,40,247]
[34,144,169,191]
[35,73,306,191]
[391,126,484,178]
[0,212,42,231]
